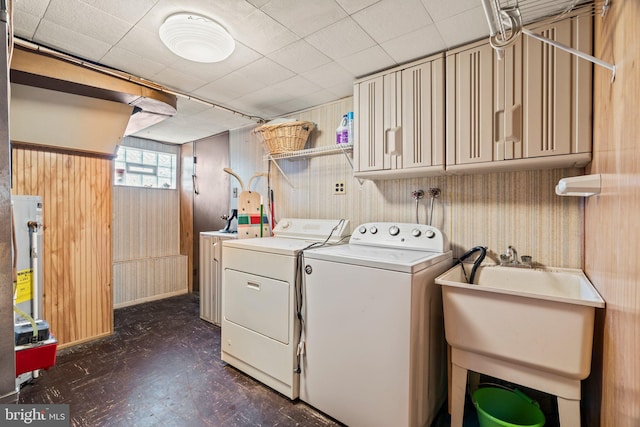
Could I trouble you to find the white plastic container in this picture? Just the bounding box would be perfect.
[336,114,349,144]
[346,111,354,143]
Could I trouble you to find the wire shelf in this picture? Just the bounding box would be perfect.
[264,143,353,160]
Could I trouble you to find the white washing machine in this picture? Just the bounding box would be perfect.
[300,222,453,427]
[221,218,350,400]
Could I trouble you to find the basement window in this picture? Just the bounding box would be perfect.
[114,147,177,189]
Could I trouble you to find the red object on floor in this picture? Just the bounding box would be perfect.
[15,338,58,376]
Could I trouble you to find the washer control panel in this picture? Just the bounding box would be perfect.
[351,222,448,252]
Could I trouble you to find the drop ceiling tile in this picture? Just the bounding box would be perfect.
[234,86,293,118]
[327,80,355,99]
[247,0,271,7]
[239,57,296,86]
[43,0,131,44]
[15,0,50,18]
[134,0,256,34]
[335,45,396,78]
[194,107,257,129]
[381,24,446,64]
[334,0,381,15]
[301,62,354,90]
[273,97,315,117]
[151,67,208,93]
[436,6,490,49]
[269,75,322,97]
[170,43,264,83]
[13,10,41,39]
[261,0,347,37]
[132,117,219,144]
[295,89,342,111]
[175,97,211,115]
[194,72,266,103]
[305,17,376,60]
[115,25,180,67]
[232,9,299,55]
[268,40,333,74]
[421,0,480,22]
[33,20,112,62]
[100,46,167,78]
[352,0,432,44]
[80,0,157,24]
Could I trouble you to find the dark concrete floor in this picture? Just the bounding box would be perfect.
[18,294,341,426]
[17,294,556,427]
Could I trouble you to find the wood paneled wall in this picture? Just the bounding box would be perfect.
[231,97,584,268]
[584,2,640,426]
[12,144,113,347]
[113,137,187,308]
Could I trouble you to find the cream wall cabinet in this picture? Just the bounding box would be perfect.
[446,14,593,174]
[353,53,446,179]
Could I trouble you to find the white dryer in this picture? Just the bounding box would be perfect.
[300,222,453,427]
[221,218,350,400]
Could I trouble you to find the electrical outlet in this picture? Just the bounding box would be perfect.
[233,187,238,198]
[334,181,346,195]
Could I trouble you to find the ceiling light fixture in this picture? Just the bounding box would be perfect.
[159,13,235,63]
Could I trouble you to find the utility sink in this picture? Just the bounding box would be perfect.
[436,264,605,379]
[436,264,605,427]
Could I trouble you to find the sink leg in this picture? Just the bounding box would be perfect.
[451,362,468,427]
[557,397,581,427]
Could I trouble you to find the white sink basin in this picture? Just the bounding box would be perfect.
[436,265,605,379]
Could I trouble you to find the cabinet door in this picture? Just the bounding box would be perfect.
[401,57,445,169]
[354,76,385,172]
[383,72,402,170]
[199,235,214,323]
[212,237,222,325]
[446,43,496,166]
[523,16,592,158]
[495,40,523,161]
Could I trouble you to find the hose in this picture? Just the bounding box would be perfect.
[453,246,488,284]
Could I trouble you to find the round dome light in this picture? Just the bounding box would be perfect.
[159,13,235,63]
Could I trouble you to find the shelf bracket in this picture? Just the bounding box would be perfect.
[337,144,364,186]
[266,155,295,189]
[264,143,358,189]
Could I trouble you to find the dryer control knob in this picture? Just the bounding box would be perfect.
[412,228,421,237]
[359,226,367,234]
[389,225,400,236]
[425,229,436,238]
[280,219,291,229]
[305,265,313,275]
[370,226,378,234]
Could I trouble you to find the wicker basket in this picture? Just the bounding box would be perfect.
[254,121,314,154]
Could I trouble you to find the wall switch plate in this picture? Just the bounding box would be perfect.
[233,187,238,198]
[334,181,346,195]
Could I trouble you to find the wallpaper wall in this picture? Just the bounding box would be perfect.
[230,97,584,268]
[113,136,188,308]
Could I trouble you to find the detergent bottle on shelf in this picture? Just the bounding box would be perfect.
[336,114,349,144]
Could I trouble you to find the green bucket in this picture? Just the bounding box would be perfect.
[472,387,546,427]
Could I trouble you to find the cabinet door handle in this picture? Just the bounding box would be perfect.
[509,104,522,143]
[247,281,260,291]
[385,127,402,155]
[494,110,503,142]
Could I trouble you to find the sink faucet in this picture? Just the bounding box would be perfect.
[454,246,487,284]
[500,246,533,268]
